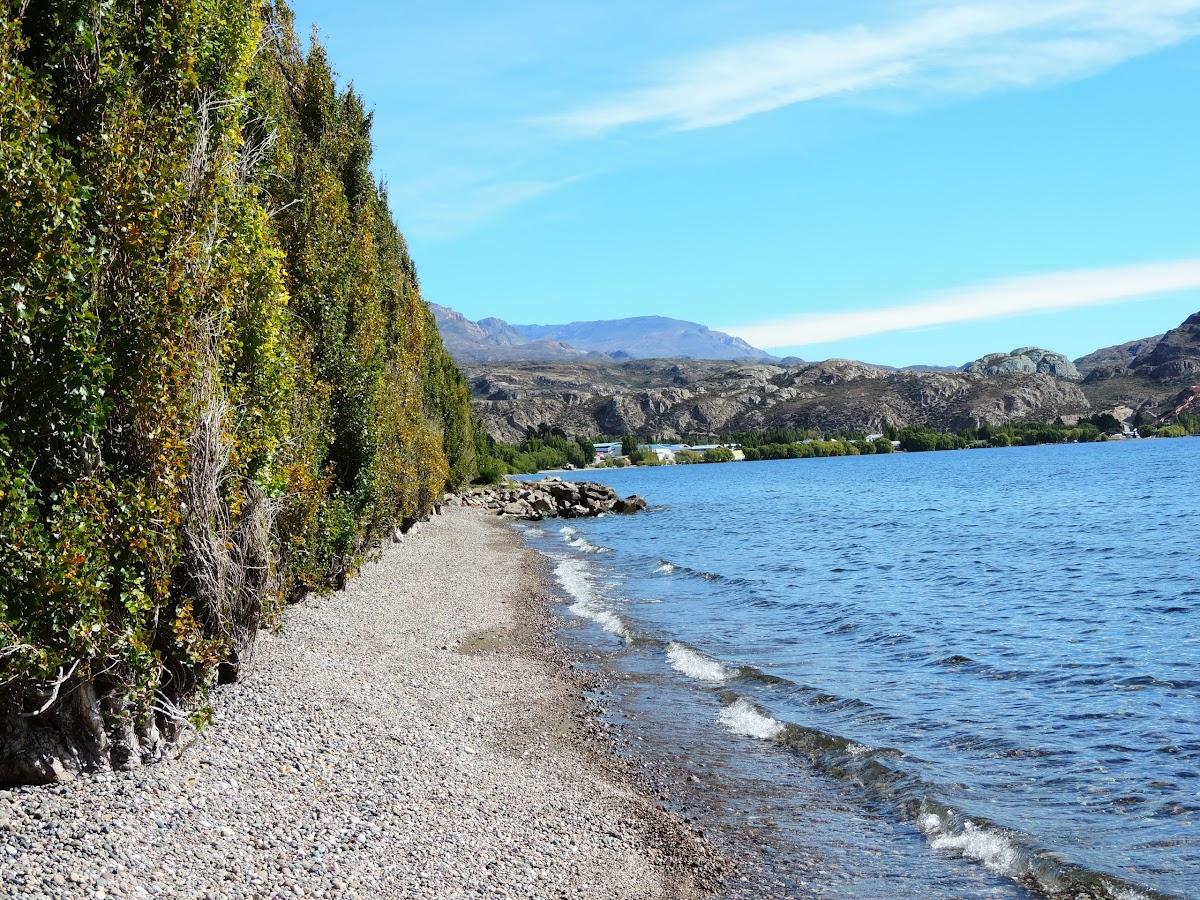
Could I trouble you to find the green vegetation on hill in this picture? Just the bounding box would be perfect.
[475,428,595,481]
[0,0,479,779]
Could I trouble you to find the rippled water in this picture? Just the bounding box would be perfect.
[517,439,1199,899]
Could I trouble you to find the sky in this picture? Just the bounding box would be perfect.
[289,0,1200,366]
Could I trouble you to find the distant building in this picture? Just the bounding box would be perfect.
[593,441,623,461]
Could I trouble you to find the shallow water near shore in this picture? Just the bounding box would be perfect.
[516,439,1199,898]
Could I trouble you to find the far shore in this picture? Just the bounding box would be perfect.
[0,509,720,899]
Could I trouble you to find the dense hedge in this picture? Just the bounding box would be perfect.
[0,0,477,781]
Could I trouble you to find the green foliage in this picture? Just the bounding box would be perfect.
[1154,424,1188,438]
[621,433,639,458]
[1084,413,1123,433]
[0,1,478,729]
[477,428,595,478]
[702,447,736,463]
[1175,413,1200,435]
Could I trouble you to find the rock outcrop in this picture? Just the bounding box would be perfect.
[459,479,647,520]
[962,348,1081,380]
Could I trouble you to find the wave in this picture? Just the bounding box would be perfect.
[559,525,610,554]
[654,558,723,581]
[915,806,1166,900]
[718,698,784,740]
[714,692,1173,900]
[666,641,733,682]
[553,558,632,643]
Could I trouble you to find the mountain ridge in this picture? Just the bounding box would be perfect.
[460,311,1200,442]
[429,304,774,363]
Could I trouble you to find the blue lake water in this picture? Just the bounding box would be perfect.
[516,439,1199,899]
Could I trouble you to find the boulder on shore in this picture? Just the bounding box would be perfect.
[457,478,646,520]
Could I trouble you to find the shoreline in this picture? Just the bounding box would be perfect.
[0,508,723,899]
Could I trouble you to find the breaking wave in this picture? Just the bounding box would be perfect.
[559,525,610,554]
[666,641,733,682]
[654,558,723,581]
[718,698,785,740]
[553,557,632,642]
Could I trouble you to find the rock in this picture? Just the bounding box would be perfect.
[613,495,647,514]
[962,348,1081,381]
[464,480,647,520]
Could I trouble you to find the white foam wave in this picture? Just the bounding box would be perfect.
[1107,887,1154,900]
[567,536,611,554]
[559,526,577,537]
[554,558,631,642]
[666,642,732,682]
[655,561,676,574]
[718,698,784,740]
[918,815,1021,876]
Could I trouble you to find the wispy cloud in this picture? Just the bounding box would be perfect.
[398,175,582,241]
[726,259,1200,349]
[554,1,1200,134]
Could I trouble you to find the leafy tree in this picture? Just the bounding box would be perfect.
[0,0,480,781]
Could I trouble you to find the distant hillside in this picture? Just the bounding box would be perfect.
[1075,334,1164,376]
[513,316,773,361]
[1074,313,1200,420]
[462,311,1200,443]
[429,304,599,363]
[429,304,773,363]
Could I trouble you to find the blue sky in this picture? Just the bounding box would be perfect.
[289,1,1200,366]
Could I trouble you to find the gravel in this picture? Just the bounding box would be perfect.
[0,508,717,899]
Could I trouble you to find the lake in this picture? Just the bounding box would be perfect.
[516,439,1199,899]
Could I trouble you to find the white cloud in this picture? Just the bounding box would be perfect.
[554,1,1200,134]
[726,259,1200,349]
[400,175,582,240]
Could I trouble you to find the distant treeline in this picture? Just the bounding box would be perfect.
[727,414,1199,458]
[484,412,1200,482]
[476,428,596,481]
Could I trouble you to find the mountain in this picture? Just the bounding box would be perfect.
[512,316,773,361]
[467,358,1091,443]
[1075,334,1164,377]
[429,304,598,363]
[1070,314,1200,419]
[429,305,773,363]
[1126,312,1200,380]
[463,311,1200,443]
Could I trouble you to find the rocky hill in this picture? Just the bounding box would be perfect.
[962,347,1081,380]
[512,316,772,360]
[429,303,600,363]
[1072,313,1200,421]
[429,304,772,363]
[1075,334,1164,377]
[465,312,1200,442]
[467,358,1091,442]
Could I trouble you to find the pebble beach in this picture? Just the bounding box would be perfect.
[0,509,717,899]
